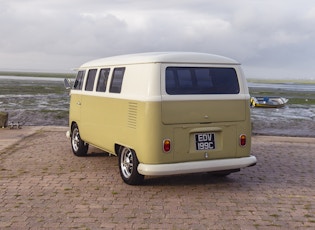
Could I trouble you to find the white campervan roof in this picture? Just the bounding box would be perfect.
[80,52,239,68]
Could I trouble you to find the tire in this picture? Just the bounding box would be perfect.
[71,123,88,156]
[211,169,240,177]
[118,147,144,185]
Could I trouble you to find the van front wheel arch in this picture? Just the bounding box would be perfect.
[71,123,89,156]
[118,147,144,185]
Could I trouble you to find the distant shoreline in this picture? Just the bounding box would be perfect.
[247,78,315,84]
[1,70,315,84]
[0,71,75,78]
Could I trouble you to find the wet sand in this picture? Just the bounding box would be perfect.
[251,113,315,137]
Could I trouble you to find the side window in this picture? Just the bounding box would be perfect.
[73,70,85,90]
[85,69,97,91]
[96,68,110,92]
[109,67,125,93]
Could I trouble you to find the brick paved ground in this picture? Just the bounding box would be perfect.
[0,129,314,229]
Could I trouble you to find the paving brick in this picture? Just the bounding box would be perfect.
[0,130,314,229]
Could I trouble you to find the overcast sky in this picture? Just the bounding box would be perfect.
[1,0,315,79]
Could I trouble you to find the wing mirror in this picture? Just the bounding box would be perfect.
[64,78,72,89]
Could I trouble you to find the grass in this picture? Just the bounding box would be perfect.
[247,78,315,84]
[288,98,315,105]
[0,71,75,78]
[0,82,66,95]
[249,89,315,105]
[2,71,314,84]
[248,80,315,106]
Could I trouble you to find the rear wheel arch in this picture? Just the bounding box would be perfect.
[117,145,144,185]
[114,144,121,156]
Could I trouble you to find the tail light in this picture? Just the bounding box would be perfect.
[163,139,171,152]
[239,134,247,147]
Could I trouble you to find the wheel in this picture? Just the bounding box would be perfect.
[118,147,144,185]
[71,123,88,156]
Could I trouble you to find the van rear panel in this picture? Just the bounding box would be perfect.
[160,99,251,163]
[159,64,251,163]
[173,124,237,161]
[161,98,246,124]
[170,119,251,162]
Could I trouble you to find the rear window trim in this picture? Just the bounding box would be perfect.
[165,66,240,95]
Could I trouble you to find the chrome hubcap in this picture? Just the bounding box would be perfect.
[72,128,80,152]
[121,148,134,179]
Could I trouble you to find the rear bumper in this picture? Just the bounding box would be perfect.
[137,155,257,176]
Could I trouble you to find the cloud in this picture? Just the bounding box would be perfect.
[0,0,315,79]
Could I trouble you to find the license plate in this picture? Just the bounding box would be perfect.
[195,133,215,150]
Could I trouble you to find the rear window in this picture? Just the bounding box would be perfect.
[166,67,239,95]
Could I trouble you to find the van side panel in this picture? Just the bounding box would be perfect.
[69,92,81,124]
[77,97,175,164]
[74,63,163,157]
[78,96,143,154]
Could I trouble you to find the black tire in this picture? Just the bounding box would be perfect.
[71,123,88,156]
[118,147,144,185]
[211,169,240,177]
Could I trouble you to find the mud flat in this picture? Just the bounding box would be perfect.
[248,80,315,137]
[0,76,69,126]
[1,75,314,137]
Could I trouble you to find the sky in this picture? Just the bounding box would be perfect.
[1,0,315,80]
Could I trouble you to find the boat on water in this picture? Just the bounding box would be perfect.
[250,96,288,108]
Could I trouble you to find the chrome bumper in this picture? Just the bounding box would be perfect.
[138,155,257,176]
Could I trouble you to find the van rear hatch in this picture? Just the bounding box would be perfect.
[161,66,249,161]
[161,66,246,124]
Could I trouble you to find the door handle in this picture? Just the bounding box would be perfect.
[76,101,81,105]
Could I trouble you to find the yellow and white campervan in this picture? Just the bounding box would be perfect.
[66,52,257,185]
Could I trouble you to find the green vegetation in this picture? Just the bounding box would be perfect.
[0,80,66,95]
[247,78,315,84]
[0,71,75,78]
[248,79,315,106]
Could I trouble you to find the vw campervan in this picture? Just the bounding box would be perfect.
[66,52,257,185]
